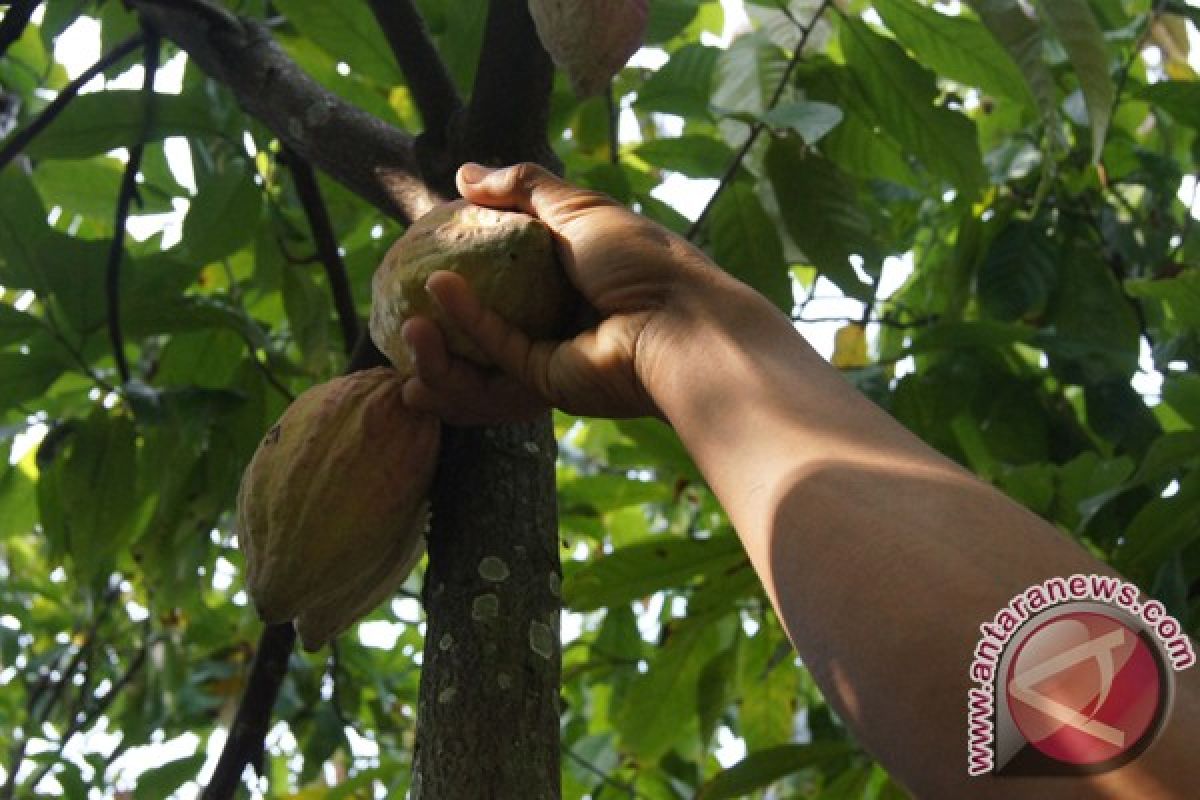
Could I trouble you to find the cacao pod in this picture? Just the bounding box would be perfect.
[370,198,576,374]
[528,0,649,97]
[236,368,439,651]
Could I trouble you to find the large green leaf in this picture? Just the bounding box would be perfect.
[180,159,263,266]
[635,43,721,118]
[699,742,856,799]
[874,0,1034,107]
[965,0,1059,142]
[1138,80,1200,131]
[0,170,50,292]
[977,220,1058,321]
[37,410,142,582]
[1035,0,1115,161]
[635,134,736,179]
[563,535,745,612]
[274,0,402,87]
[614,614,730,760]
[840,17,986,196]
[708,182,792,311]
[24,91,224,159]
[765,137,876,300]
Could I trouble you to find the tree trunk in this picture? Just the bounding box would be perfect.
[413,420,562,798]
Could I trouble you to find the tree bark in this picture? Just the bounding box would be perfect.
[413,421,562,798]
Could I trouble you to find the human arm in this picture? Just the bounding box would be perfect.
[401,163,1200,798]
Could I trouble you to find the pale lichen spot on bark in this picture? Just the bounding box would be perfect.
[472,592,500,620]
[478,556,510,582]
[528,620,555,659]
[438,633,454,651]
[438,686,457,704]
[523,440,540,454]
[547,572,561,597]
[305,97,335,127]
[287,117,305,142]
[497,672,513,689]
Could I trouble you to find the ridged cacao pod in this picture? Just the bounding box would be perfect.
[370,198,576,374]
[236,368,439,651]
[529,0,649,97]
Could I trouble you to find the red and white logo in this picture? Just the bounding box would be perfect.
[1005,611,1164,767]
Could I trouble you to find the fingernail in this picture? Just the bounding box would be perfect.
[459,162,492,184]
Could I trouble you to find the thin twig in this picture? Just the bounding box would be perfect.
[563,747,643,799]
[105,31,161,385]
[0,585,120,800]
[24,638,148,793]
[0,33,145,172]
[685,0,834,242]
[282,146,361,356]
[0,0,38,60]
[202,623,296,800]
[364,0,461,135]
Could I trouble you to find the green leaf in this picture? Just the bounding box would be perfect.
[564,535,745,612]
[977,221,1058,321]
[874,0,1034,107]
[0,305,42,348]
[615,615,728,760]
[0,350,65,414]
[37,410,141,581]
[282,263,332,371]
[31,157,122,222]
[964,0,1059,141]
[635,134,736,178]
[1035,0,1114,161]
[133,753,206,800]
[635,44,721,117]
[840,16,986,196]
[1137,81,1200,131]
[24,91,224,159]
[181,159,262,266]
[760,101,844,144]
[646,0,702,44]
[708,182,792,311]
[764,138,876,300]
[0,169,50,292]
[1041,235,1140,381]
[1117,471,1200,572]
[275,0,401,87]
[1126,269,1200,332]
[699,742,856,799]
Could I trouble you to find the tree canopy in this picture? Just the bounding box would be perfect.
[0,0,1198,797]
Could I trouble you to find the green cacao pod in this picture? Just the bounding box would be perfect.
[236,367,439,651]
[369,198,576,374]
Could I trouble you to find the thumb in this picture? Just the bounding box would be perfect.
[456,162,611,230]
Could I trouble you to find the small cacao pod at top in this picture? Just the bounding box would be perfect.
[236,367,439,651]
[528,0,649,97]
[370,198,577,374]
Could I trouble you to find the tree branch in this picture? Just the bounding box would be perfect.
[281,146,360,356]
[0,0,38,60]
[456,0,558,172]
[364,0,461,136]
[685,0,834,242]
[129,0,441,224]
[202,622,296,800]
[0,33,145,172]
[106,31,160,385]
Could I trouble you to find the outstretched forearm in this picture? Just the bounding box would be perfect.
[642,269,1199,798]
